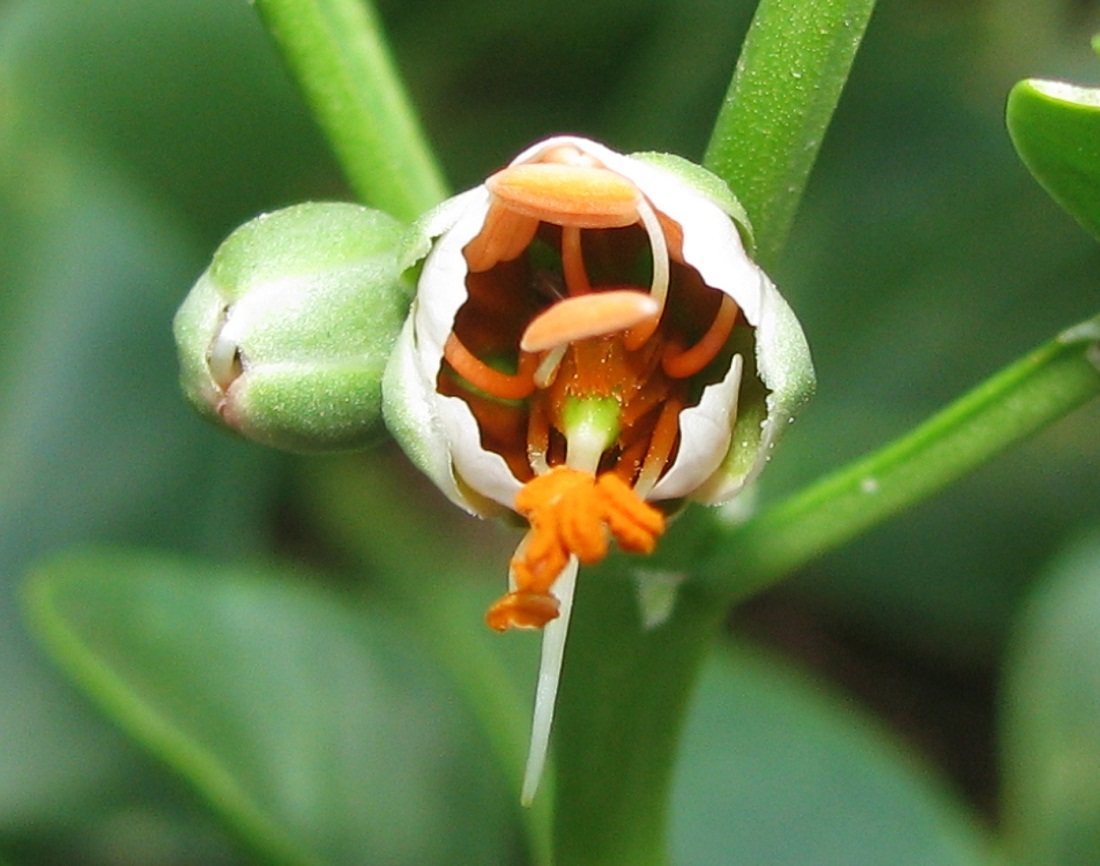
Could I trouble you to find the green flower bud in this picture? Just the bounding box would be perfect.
[174,202,410,452]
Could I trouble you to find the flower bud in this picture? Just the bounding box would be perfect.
[382,135,815,802]
[174,202,410,452]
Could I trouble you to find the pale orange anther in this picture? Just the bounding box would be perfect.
[520,290,659,353]
[463,204,540,273]
[486,163,642,229]
[537,144,602,168]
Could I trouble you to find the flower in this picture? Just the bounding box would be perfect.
[383,135,814,801]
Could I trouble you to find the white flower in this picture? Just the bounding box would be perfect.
[382,135,814,802]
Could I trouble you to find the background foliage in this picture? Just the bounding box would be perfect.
[1,0,1098,863]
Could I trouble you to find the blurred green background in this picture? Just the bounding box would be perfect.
[1,0,1098,863]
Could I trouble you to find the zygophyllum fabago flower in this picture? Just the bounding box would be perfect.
[383,136,814,803]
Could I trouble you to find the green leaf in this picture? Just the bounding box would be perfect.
[1008,77,1100,242]
[0,141,277,836]
[0,0,341,244]
[672,644,995,866]
[23,548,517,866]
[1001,532,1100,865]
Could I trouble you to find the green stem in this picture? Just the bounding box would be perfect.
[698,314,1100,597]
[254,0,449,221]
[704,0,876,269]
[551,573,723,866]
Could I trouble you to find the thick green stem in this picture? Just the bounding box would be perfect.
[704,0,876,270]
[698,314,1100,597]
[551,573,723,866]
[254,0,448,221]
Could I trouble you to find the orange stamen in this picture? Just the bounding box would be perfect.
[486,164,642,229]
[662,294,740,379]
[444,333,537,400]
[487,466,666,631]
[520,290,659,353]
[634,396,683,496]
[561,226,592,296]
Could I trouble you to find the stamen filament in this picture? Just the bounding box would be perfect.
[633,395,683,497]
[526,400,551,475]
[561,226,592,296]
[623,196,670,351]
[444,333,537,400]
[534,344,567,389]
[662,294,740,379]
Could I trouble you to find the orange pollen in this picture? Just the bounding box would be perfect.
[485,466,666,631]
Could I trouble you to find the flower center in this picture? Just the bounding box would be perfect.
[439,146,742,629]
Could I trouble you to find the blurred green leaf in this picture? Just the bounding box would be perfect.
[0,0,342,243]
[24,548,518,866]
[0,137,278,844]
[672,643,996,866]
[297,450,551,863]
[1001,532,1100,865]
[1008,76,1100,242]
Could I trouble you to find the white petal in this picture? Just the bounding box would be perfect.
[382,315,471,510]
[648,353,743,501]
[409,186,526,510]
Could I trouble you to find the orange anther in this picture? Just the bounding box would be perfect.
[486,590,561,631]
[489,466,667,631]
[520,290,659,353]
[536,144,601,168]
[463,204,539,273]
[486,163,642,229]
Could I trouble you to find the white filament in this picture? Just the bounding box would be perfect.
[520,557,579,806]
[636,196,669,316]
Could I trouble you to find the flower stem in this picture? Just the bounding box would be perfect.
[253,0,448,221]
[551,572,723,866]
[703,0,877,270]
[698,313,1100,597]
